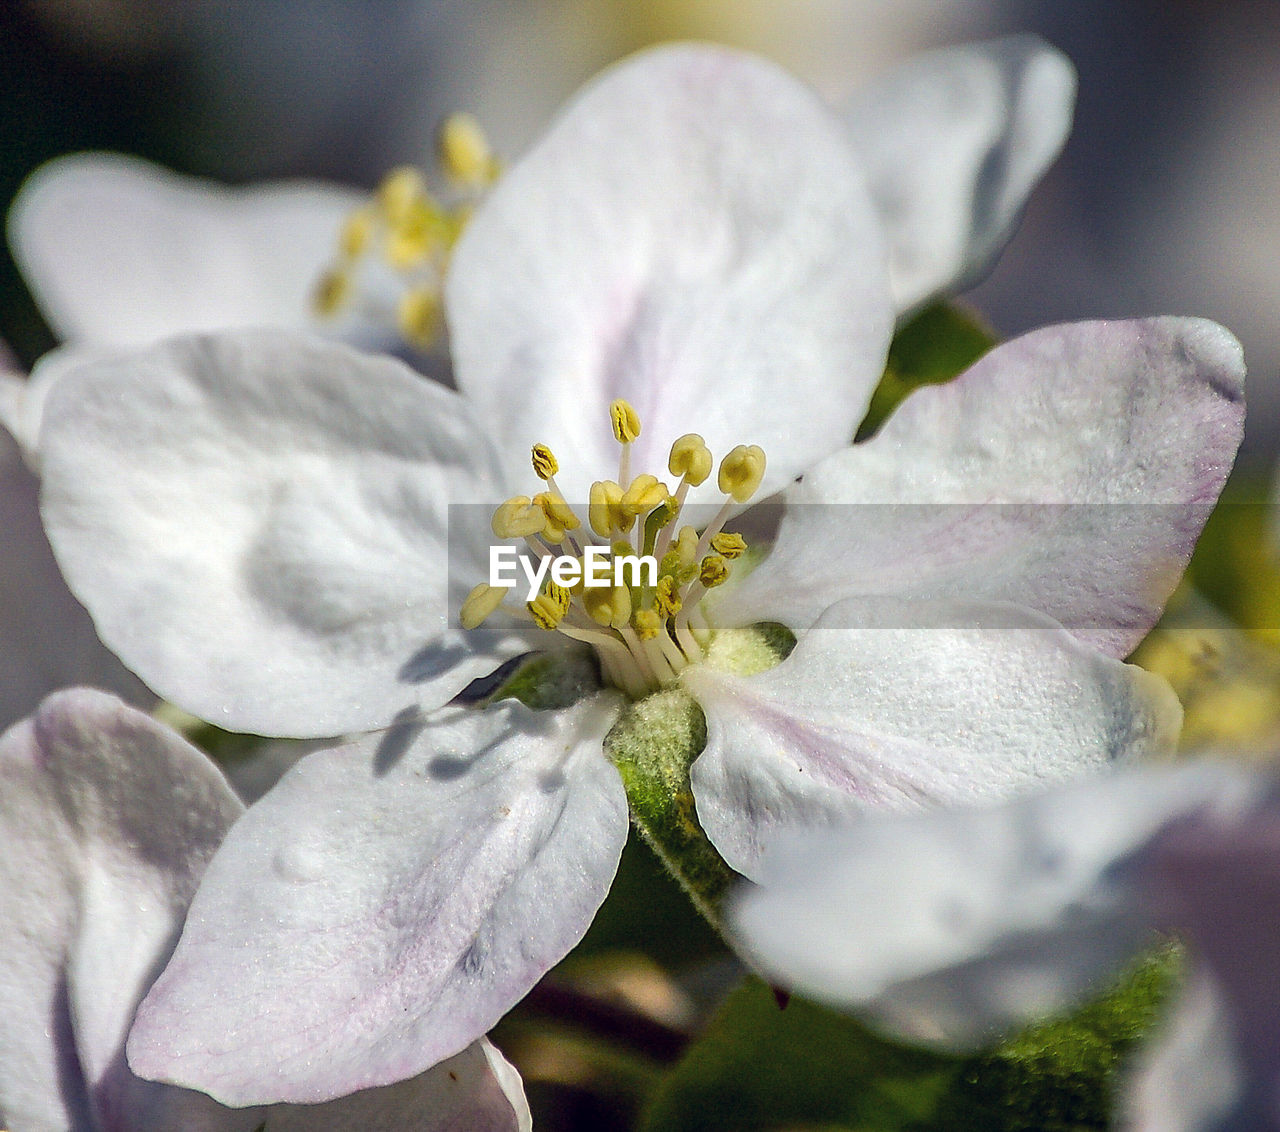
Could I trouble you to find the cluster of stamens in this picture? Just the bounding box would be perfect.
[312,113,500,350]
[462,400,766,699]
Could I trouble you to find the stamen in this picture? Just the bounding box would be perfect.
[531,443,559,481]
[589,480,628,538]
[378,167,427,227]
[610,399,641,444]
[312,269,351,317]
[710,532,747,560]
[668,433,712,486]
[437,113,500,189]
[621,474,669,520]
[717,444,766,503]
[492,496,547,539]
[583,582,632,630]
[527,583,571,631]
[397,287,442,349]
[699,555,730,588]
[461,583,506,629]
[340,207,375,259]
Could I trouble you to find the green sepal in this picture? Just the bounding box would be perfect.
[605,688,737,927]
[858,302,996,441]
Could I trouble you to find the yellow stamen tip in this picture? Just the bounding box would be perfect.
[584,583,632,630]
[699,555,730,588]
[718,444,767,503]
[668,433,712,486]
[710,532,747,560]
[589,480,628,538]
[655,575,683,617]
[534,491,580,533]
[378,166,426,226]
[527,592,566,631]
[461,583,506,630]
[621,473,669,518]
[531,443,559,480]
[397,287,442,349]
[339,207,375,260]
[437,112,499,189]
[633,609,661,641]
[492,496,547,539]
[610,399,641,444]
[311,268,351,318]
[385,202,445,271]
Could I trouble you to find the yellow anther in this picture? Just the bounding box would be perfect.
[668,433,713,486]
[492,496,546,539]
[461,583,506,630]
[339,207,375,260]
[718,444,767,503]
[531,443,559,481]
[632,609,661,641]
[699,555,730,588]
[589,480,629,537]
[710,532,747,560]
[378,166,426,226]
[385,202,445,271]
[312,268,351,318]
[397,287,442,348]
[528,592,566,631]
[655,575,683,618]
[610,399,642,444]
[437,112,499,189]
[621,473,669,519]
[535,492,580,532]
[673,526,699,566]
[584,583,632,630]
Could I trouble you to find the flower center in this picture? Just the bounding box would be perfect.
[462,400,766,699]
[311,113,501,350]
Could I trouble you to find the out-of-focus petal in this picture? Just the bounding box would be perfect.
[728,762,1260,1048]
[685,596,1180,880]
[844,35,1075,313]
[448,43,892,505]
[129,695,628,1105]
[0,689,250,1132]
[9,153,362,346]
[715,318,1245,658]
[0,415,150,731]
[39,330,523,737]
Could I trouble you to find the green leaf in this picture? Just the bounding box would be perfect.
[641,948,1181,1132]
[857,302,996,441]
[640,978,956,1132]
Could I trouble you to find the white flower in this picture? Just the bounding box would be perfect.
[730,759,1280,1132]
[33,44,1238,1106]
[6,36,1075,353]
[0,688,530,1130]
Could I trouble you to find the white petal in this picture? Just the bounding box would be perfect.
[0,417,150,731]
[128,695,628,1105]
[265,1040,531,1132]
[685,596,1180,880]
[447,43,893,505]
[39,329,523,737]
[714,318,1245,658]
[9,153,362,346]
[0,689,248,1131]
[728,761,1261,1048]
[1123,966,1249,1132]
[845,35,1075,314]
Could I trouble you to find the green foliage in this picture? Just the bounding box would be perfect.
[640,978,955,1132]
[642,948,1182,1132]
[857,303,996,440]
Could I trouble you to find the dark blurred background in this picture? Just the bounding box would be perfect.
[3,0,1277,464]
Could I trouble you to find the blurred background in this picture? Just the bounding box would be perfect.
[2,0,1278,472]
